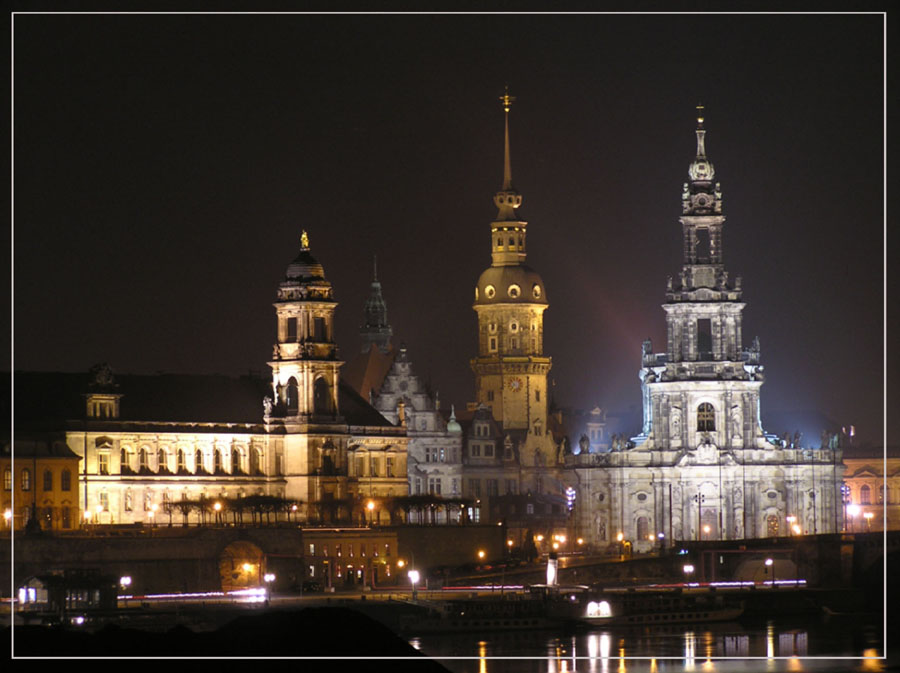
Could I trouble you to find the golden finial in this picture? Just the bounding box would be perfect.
[696,103,705,128]
[500,85,516,113]
[300,230,309,249]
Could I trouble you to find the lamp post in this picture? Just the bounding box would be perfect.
[213,501,222,526]
[367,500,375,526]
[693,494,707,541]
[702,524,711,541]
[765,558,774,588]
[408,569,420,601]
[847,504,860,533]
[683,564,695,584]
[786,515,796,536]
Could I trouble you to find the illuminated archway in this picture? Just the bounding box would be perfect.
[219,540,265,592]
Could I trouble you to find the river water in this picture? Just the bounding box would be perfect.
[407,615,889,673]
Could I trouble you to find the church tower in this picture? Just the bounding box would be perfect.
[471,90,551,442]
[360,256,393,354]
[635,106,764,452]
[268,231,343,423]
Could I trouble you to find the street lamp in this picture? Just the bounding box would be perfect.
[786,515,796,536]
[702,524,711,540]
[367,500,375,526]
[847,504,861,532]
[863,511,874,532]
[683,564,695,583]
[765,558,774,587]
[3,509,11,528]
[408,569,420,600]
[213,501,222,525]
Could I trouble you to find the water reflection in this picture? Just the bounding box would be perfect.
[411,617,884,673]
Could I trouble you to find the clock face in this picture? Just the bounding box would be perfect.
[508,377,522,392]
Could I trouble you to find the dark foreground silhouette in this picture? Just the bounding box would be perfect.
[9,606,450,666]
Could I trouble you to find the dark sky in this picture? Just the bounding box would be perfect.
[10,13,890,448]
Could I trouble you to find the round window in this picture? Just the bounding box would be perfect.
[637,493,647,502]
[474,287,479,300]
[533,284,542,299]
[508,284,521,298]
[485,285,495,299]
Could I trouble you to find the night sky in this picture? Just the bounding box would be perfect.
[10,13,889,449]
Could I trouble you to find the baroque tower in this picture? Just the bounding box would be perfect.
[471,90,552,451]
[568,109,843,552]
[268,231,342,423]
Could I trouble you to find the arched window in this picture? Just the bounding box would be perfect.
[158,448,168,472]
[139,447,150,471]
[195,449,205,474]
[214,449,223,473]
[766,514,779,537]
[860,484,871,505]
[232,448,242,474]
[177,449,186,473]
[636,516,649,541]
[314,377,333,416]
[287,377,299,414]
[697,403,716,432]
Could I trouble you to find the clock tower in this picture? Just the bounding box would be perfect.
[471,90,552,454]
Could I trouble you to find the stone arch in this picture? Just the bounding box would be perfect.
[219,540,266,593]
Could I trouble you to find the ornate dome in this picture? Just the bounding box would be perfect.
[285,231,326,281]
[473,264,547,306]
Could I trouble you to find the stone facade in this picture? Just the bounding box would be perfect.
[567,112,845,552]
[372,346,464,516]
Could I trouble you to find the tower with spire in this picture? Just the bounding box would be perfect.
[469,89,558,495]
[567,110,844,552]
[360,256,393,354]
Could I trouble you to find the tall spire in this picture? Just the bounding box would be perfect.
[493,86,523,221]
[501,86,515,191]
[360,254,392,354]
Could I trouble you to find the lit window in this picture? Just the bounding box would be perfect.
[99,452,109,475]
[860,485,871,505]
[3,468,10,491]
[697,403,715,432]
[99,491,109,512]
[21,469,31,492]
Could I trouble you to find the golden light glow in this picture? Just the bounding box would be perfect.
[792,524,802,535]
[213,502,222,512]
[397,559,405,568]
[477,550,486,559]
[507,539,514,547]
[616,532,624,542]
[536,534,544,542]
[367,500,375,511]
[242,563,253,572]
[577,537,584,545]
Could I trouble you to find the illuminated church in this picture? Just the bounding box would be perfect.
[566,110,845,551]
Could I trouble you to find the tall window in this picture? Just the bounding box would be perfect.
[636,516,649,541]
[3,468,10,491]
[386,457,394,477]
[21,468,31,491]
[697,403,716,432]
[177,449,186,473]
[139,448,150,471]
[61,469,71,492]
[232,448,242,474]
[287,316,298,340]
[99,452,109,475]
[99,491,109,512]
[158,448,168,472]
[697,319,712,358]
[195,449,205,473]
[860,484,871,505]
[43,469,53,491]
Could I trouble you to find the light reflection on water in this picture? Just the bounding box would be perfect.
[409,618,885,673]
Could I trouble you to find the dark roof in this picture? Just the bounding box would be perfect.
[338,380,394,428]
[8,371,393,430]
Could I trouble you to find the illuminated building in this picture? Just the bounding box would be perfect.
[12,234,408,527]
[568,110,845,550]
[464,90,569,529]
[842,455,900,531]
[1,436,81,531]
